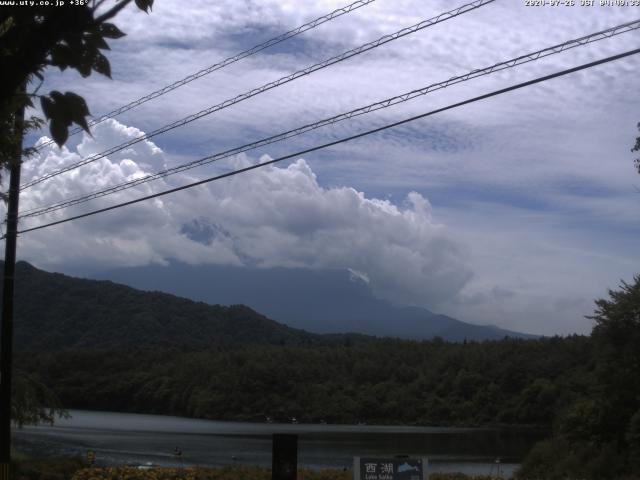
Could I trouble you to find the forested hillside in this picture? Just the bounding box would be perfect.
[6,261,532,345]
[5,261,324,350]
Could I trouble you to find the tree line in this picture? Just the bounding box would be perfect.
[19,335,591,427]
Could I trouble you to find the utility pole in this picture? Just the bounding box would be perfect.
[0,97,25,480]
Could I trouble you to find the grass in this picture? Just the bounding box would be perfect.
[11,457,86,480]
[9,459,504,480]
[69,466,503,480]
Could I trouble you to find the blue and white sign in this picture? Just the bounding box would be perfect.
[354,457,428,480]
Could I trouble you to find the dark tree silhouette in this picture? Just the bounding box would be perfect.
[0,0,154,432]
[0,0,153,154]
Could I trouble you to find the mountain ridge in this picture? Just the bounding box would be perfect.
[2,261,534,348]
[3,261,324,351]
[89,261,535,341]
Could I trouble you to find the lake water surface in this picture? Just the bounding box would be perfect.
[13,410,547,477]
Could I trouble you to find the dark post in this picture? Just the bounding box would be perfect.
[0,97,25,480]
[272,434,297,480]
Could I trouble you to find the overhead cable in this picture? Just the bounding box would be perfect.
[19,18,640,219]
[14,46,640,237]
[21,0,496,190]
[34,0,379,151]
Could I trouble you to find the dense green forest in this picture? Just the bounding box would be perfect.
[18,336,591,426]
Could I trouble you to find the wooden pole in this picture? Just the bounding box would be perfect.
[272,434,297,480]
[0,95,25,480]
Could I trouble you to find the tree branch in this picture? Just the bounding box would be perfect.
[94,0,133,24]
[28,78,44,97]
[91,0,110,14]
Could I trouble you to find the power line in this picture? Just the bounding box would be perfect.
[33,0,379,151]
[14,47,640,237]
[18,18,640,219]
[21,0,496,190]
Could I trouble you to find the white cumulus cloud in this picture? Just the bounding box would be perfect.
[11,119,473,309]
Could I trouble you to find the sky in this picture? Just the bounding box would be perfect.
[4,0,640,336]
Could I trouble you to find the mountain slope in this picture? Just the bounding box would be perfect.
[91,262,535,341]
[2,261,321,351]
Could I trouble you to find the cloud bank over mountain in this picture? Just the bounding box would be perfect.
[16,120,472,310]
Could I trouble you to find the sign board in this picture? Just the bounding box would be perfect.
[353,457,427,480]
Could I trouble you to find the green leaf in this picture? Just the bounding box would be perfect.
[75,53,93,77]
[42,91,91,143]
[135,0,153,12]
[40,96,56,120]
[63,92,91,132]
[63,92,89,117]
[87,33,110,51]
[99,22,126,39]
[48,92,72,126]
[92,51,111,78]
[50,45,73,70]
[50,118,68,147]
[75,115,90,133]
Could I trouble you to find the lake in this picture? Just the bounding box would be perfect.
[13,410,547,477]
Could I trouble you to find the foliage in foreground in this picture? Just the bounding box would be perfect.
[7,460,502,480]
[1,0,153,156]
[10,456,84,480]
[69,466,496,480]
[70,466,329,480]
[7,455,502,480]
[12,369,67,427]
[14,461,640,480]
[517,276,640,480]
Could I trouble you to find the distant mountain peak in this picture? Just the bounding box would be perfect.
[89,262,537,341]
[180,218,228,245]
